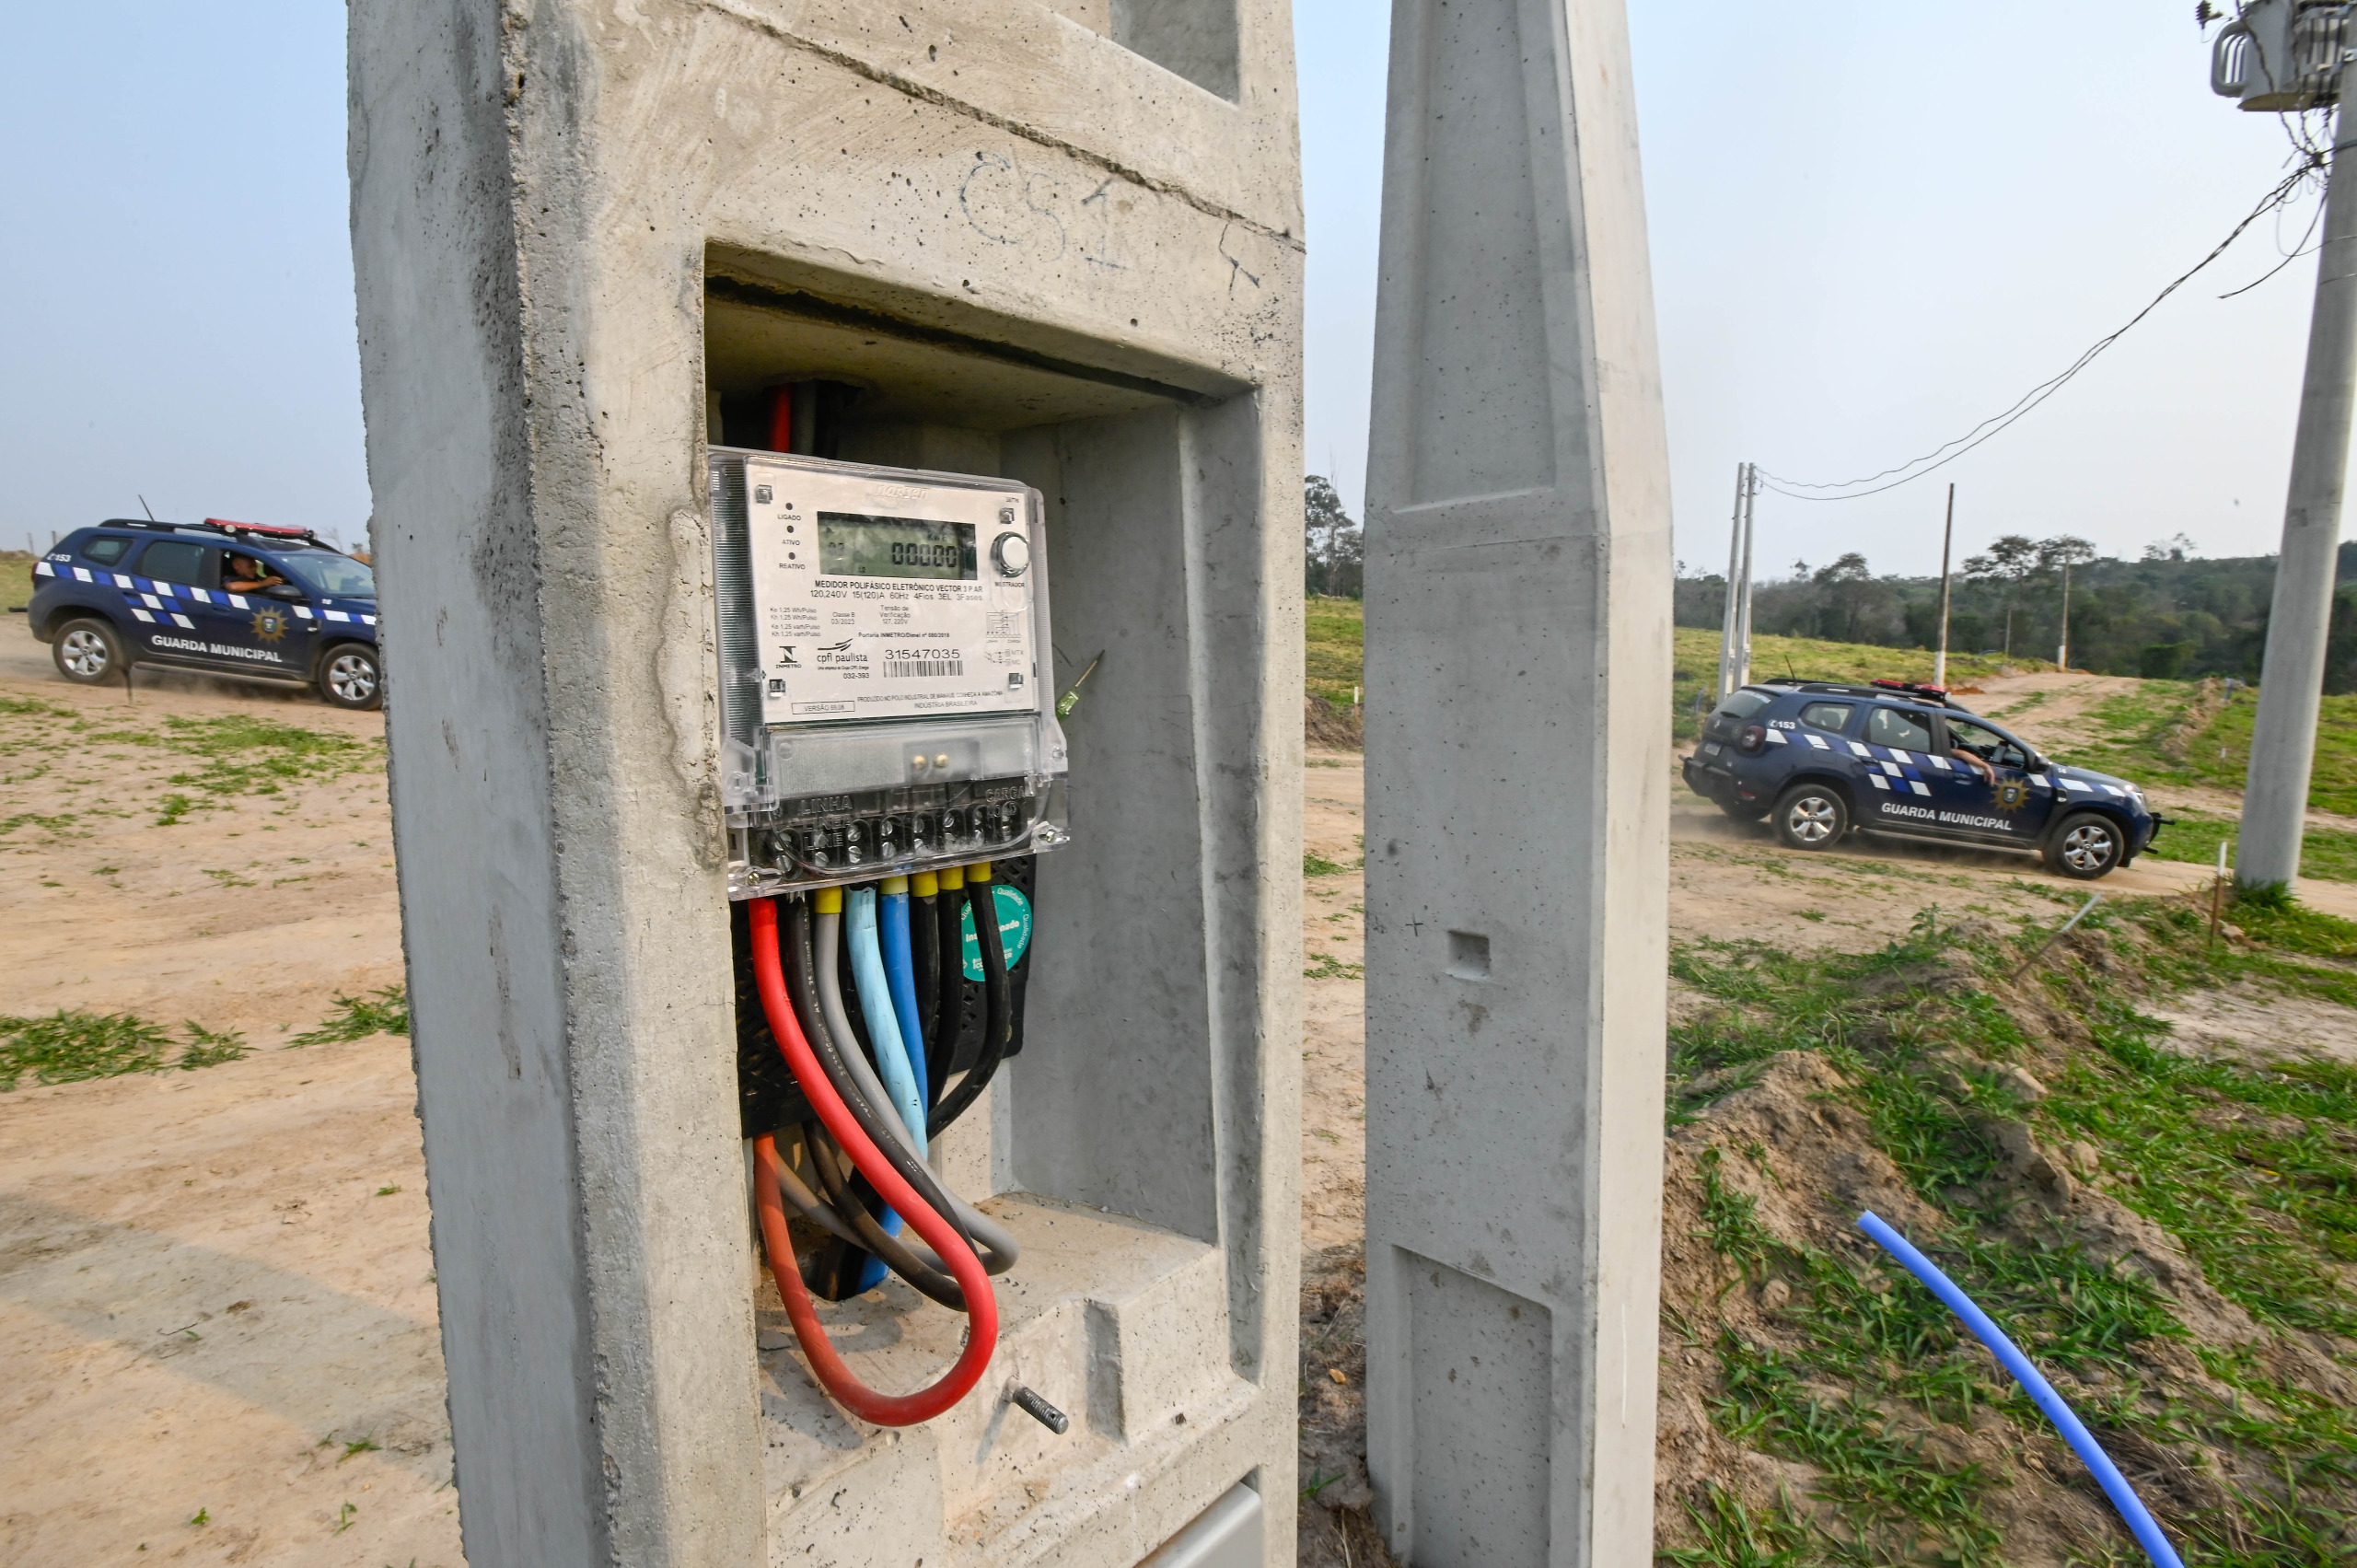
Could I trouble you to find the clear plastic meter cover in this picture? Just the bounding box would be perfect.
[709,447,1070,896]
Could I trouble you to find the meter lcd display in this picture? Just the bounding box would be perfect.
[818,513,977,580]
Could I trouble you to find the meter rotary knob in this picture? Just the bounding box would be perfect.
[991,532,1031,578]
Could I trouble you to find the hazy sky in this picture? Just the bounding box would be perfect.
[0,2,2335,581]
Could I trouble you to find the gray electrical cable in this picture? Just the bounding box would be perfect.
[769,1126,869,1250]
[801,1123,970,1309]
[817,906,1020,1274]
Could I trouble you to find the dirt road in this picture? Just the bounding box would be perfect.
[0,636,452,1566]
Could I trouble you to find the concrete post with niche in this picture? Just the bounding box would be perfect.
[1360,0,1673,1563]
[349,3,1305,1563]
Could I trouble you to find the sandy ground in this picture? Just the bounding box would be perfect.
[0,634,452,1567]
[6,611,2351,1564]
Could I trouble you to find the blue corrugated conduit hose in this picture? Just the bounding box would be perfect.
[879,877,929,1105]
[1856,1213,2186,1568]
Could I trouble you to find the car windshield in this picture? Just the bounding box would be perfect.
[275,552,377,598]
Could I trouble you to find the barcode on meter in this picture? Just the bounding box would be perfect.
[885,658,964,679]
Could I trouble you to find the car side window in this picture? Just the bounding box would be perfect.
[136,540,220,589]
[1947,717,2029,771]
[1798,702,1852,734]
[1865,704,1935,753]
[82,537,131,566]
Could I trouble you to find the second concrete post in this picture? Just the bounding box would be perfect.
[1361,0,1674,1562]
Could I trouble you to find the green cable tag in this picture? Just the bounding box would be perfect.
[960,885,1034,981]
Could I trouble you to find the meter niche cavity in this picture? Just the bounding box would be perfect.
[711,448,1070,896]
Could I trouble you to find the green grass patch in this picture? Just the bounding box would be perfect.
[75,714,384,821]
[2142,807,2357,883]
[1306,595,1364,709]
[1666,893,2357,1564]
[289,986,410,1046]
[1302,952,1364,981]
[1303,850,1350,877]
[0,1011,249,1090]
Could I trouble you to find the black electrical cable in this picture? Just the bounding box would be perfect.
[926,877,1013,1141]
[782,899,977,1261]
[931,877,968,1100]
[767,1124,873,1252]
[802,1121,970,1309]
[1756,158,2325,504]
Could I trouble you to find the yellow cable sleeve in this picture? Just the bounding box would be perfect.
[815,886,843,914]
[882,875,910,895]
[911,871,938,898]
[939,865,965,891]
[970,860,993,883]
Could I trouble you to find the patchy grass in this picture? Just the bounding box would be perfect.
[1664,890,2357,1565]
[1303,952,1364,981]
[81,714,385,822]
[1306,596,1364,710]
[0,696,384,826]
[289,986,409,1046]
[2142,807,2357,883]
[1304,850,1350,877]
[0,1011,249,1090]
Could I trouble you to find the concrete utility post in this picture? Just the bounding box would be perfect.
[350,3,1306,1564]
[1362,0,1673,1562]
[1716,463,1747,698]
[1934,484,1956,691]
[2215,2,2357,888]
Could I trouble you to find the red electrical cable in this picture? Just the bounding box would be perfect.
[747,897,998,1425]
[766,386,793,453]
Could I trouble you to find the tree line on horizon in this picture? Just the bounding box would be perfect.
[1677,534,2357,692]
[1303,478,2357,695]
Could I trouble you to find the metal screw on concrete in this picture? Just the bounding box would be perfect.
[2241,76,2357,889]
[1009,1385,1068,1434]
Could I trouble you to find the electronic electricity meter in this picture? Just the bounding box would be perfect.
[708,447,1070,896]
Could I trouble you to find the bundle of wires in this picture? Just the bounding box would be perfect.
[748,864,1020,1425]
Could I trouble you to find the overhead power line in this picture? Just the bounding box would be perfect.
[1758,157,2325,504]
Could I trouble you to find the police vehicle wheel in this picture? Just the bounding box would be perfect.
[319,645,382,711]
[1771,784,1848,851]
[2045,811,2123,880]
[52,618,124,687]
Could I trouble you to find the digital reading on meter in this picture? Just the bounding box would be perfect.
[708,447,1069,896]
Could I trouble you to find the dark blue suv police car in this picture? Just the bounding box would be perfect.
[1683,679,2162,879]
[27,518,381,710]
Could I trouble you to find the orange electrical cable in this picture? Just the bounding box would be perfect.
[748,897,997,1424]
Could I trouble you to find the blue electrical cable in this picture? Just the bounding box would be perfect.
[847,888,928,1155]
[878,880,929,1105]
[1856,1213,2185,1568]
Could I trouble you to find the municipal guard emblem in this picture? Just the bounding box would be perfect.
[1996,779,2026,811]
[250,607,289,644]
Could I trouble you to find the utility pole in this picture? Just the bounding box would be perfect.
[2212,4,2357,889]
[1934,483,1956,688]
[2056,561,2072,673]
[1736,464,1758,688]
[1717,462,1747,698]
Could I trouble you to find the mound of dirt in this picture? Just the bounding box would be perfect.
[1306,696,1363,752]
[1656,921,2357,1565]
